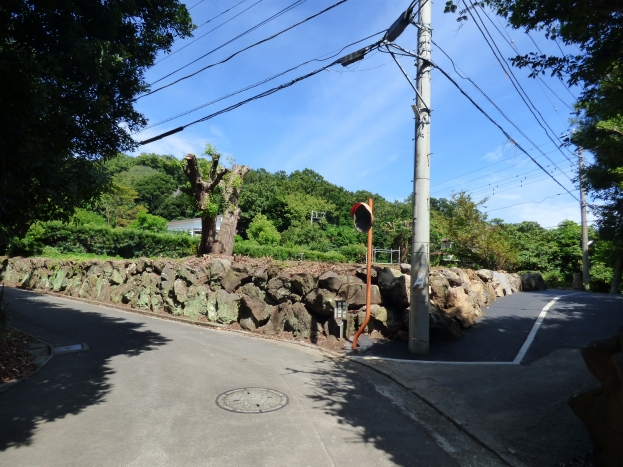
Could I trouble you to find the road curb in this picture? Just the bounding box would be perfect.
[347,357,528,467]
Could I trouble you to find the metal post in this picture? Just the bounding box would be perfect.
[579,147,590,290]
[409,0,431,355]
[352,198,373,350]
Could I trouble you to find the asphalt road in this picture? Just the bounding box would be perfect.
[350,290,623,362]
[0,288,506,467]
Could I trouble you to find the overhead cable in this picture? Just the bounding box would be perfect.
[140,0,347,99]
[476,5,573,111]
[140,30,385,131]
[138,38,379,145]
[432,39,573,182]
[156,0,260,65]
[465,1,574,164]
[384,42,579,202]
[150,0,308,85]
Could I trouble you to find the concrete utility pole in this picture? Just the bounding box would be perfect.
[578,147,590,290]
[409,0,432,355]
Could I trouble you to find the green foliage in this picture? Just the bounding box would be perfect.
[11,222,198,259]
[0,0,193,250]
[132,173,177,214]
[434,192,518,270]
[71,209,108,227]
[129,212,168,233]
[281,221,331,252]
[233,240,348,263]
[247,214,281,246]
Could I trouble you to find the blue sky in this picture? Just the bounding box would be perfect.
[132,0,592,228]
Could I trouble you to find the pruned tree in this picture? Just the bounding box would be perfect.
[213,164,251,255]
[183,152,229,255]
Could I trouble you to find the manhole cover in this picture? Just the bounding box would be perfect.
[215,387,289,414]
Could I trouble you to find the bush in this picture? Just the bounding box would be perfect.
[541,270,568,288]
[338,244,367,263]
[10,221,199,258]
[247,214,280,246]
[233,240,346,262]
[129,211,168,233]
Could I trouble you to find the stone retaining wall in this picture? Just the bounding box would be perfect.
[0,256,544,340]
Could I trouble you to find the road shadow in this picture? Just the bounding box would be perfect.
[348,291,622,363]
[0,289,170,450]
[285,360,458,467]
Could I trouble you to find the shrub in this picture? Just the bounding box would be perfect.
[247,214,281,246]
[129,211,168,233]
[11,222,199,258]
[233,240,346,262]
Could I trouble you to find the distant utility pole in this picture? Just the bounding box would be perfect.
[578,147,590,290]
[409,0,432,355]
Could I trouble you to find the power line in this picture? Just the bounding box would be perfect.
[431,140,557,188]
[150,0,308,86]
[485,193,564,213]
[137,39,380,146]
[525,31,577,100]
[139,0,347,99]
[139,30,385,131]
[466,1,574,164]
[468,166,575,198]
[384,42,580,202]
[188,0,206,10]
[432,38,573,182]
[156,0,260,65]
[476,5,573,111]
[432,153,573,195]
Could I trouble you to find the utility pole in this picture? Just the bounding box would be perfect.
[578,147,590,290]
[409,0,432,355]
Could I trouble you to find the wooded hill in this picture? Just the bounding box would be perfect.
[10,151,621,293]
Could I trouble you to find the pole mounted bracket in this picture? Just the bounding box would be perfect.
[384,7,414,42]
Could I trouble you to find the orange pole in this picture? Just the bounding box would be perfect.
[352,198,373,350]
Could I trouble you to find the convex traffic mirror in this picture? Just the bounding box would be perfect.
[350,202,374,233]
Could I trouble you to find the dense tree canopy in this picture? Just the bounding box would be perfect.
[0,0,193,249]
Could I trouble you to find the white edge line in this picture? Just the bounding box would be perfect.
[512,292,582,364]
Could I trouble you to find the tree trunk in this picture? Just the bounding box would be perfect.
[213,164,251,255]
[183,153,229,256]
[198,215,218,255]
[610,255,622,294]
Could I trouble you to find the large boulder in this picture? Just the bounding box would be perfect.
[475,269,494,282]
[492,271,513,296]
[377,267,410,308]
[429,301,462,339]
[304,288,338,318]
[507,273,522,293]
[318,271,342,293]
[520,273,547,291]
[266,274,292,304]
[468,280,488,307]
[284,303,323,339]
[206,289,240,324]
[446,286,480,327]
[262,302,292,335]
[238,295,273,331]
[183,285,212,319]
[291,273,318,296]
[52,266,72,292]
[429,273,450,307]
[208,258,231,284]
[339,283,382,309]
[438,268,462,287]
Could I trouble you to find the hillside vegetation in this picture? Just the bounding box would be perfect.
[7,151,620,292]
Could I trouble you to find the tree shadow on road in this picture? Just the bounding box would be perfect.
[0,290,170,450]
[283,359,459,467]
